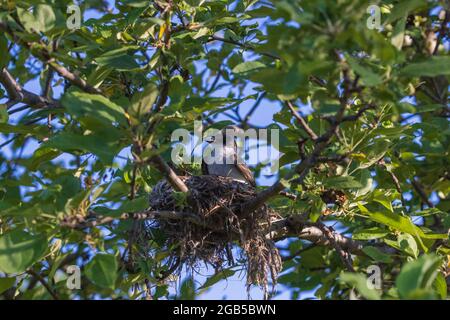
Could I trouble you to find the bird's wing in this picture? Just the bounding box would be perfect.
[233,139,256,186]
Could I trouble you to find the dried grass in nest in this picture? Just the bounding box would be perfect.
[146,175,282,295]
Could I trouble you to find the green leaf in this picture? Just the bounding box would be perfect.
[95,48,140,71]
[385,0,427,24]
[43,131,121,164]
[398,233,419,258]
[400,56,450,77]
[433,273,447,300]
[199,268,236,290]
[129,82,158,119]
[373,193,394,212]
[391,16,406,50]
[17,5,56,33]
[362,211,447,247]
[232,61,266,77]
[346,55,383,87]
[395,254,441,299]
[340,272,381,300]
[85,254,118,290]
[362,246,393,263]
[0,230,47,274]
[0,104,8,123]
[0,277,15,295]
[0,34,9,68]
[28,147,61,171]
[352,227,389,240]
[61,91,128,127]
[180,277,196,300]
[322,175,362,189]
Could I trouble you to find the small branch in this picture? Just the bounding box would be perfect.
[205,69,222,95]
[153,79,169,113]
[240,180,286,214]
[42,69,54,98]
[315,222,355,272]
[26,269,59,300]
[208,35,280,60]
[432,10,448,55]
[149,155,189,193]
[411,177,434,208]
[340,104,376,122]
[286,100,318,140]
[47,60,102,95]
[242,91,266,127]
[0,22,102,95]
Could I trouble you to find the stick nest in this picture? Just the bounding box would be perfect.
[147,175,282,294]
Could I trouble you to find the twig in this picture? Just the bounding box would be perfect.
[286,100,318,140]
[411,177,434,208]
[432,10,448,55]
[26,269,59,300]
[149,155,189,193]
[315,222,355,272]
[208,35,280,60]
[0,22,102,95]
[242,91,266,127]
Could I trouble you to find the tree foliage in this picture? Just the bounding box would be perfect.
[0,0,449,300]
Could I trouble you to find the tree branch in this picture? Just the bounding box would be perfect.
[0,22,102,95]
[149,155,189,193]
[26,269,59,300]
[286,100,318,140]
[268,215,364,255]
[0,68,59,109]
[208,35,280,60]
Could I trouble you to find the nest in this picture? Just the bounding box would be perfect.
[147,175,282,295]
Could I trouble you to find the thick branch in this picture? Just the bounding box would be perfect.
[0,68,59,109]
[269,215,364,255]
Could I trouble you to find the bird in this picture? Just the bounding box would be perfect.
[202,125,256,186]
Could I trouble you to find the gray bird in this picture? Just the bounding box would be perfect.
[202,125,256,186]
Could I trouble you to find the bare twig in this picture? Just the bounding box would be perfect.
[286,100,318,140]
[242,92,266,127]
